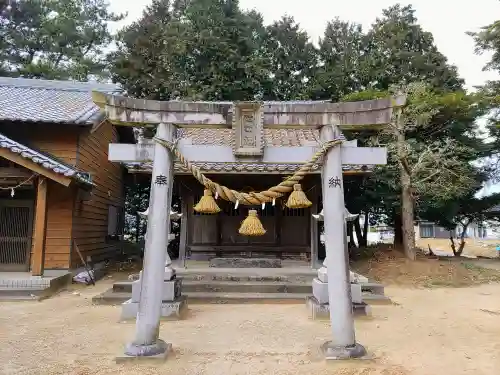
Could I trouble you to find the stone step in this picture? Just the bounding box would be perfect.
[183,281,312,294]
[0,295,41,302]
[93,286,389,306]
[113,281,132,293]
[92,290,130,305]
[179,274,315,283]
[0,287,46,302]
[361,293,392,305]
[186,292,309,304]
[127,274,314,283]
[114,279,383,293]
[176,268,316,283]
[93,289,309,305]
[209,257,282,268]
[113,280,312,294]
[360,282,385,295]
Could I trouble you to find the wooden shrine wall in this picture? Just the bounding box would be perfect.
[177,175,319,258]
[0,122,78,166]
[73,121,125,266]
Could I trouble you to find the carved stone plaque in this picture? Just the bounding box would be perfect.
[232,102,263,157]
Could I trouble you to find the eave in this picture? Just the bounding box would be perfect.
[0,133,93,187]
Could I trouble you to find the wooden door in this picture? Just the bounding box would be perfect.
[220,207,248,245]
[0,200,34,271]
[220,205,277,245]
[245,205,276,245]
[280,207,310,246]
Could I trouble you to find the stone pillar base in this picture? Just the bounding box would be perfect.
[121,296,188,321]
[116,339,172,363]
[306,296,371,320]
[312,278,363,304]
[138,268,176,281]
[131,278,182,302]
[123,276,188,321]
[321,341,367,360]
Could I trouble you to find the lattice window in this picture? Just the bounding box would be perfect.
[283,207,306,217]
[419,224,434,238]
[221,199,241,216]
[0,205,31,266]
[256,204,275,217]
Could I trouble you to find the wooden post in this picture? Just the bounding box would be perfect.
[310,191,319,269]
[178,190,189,268]
[31,177,48,276]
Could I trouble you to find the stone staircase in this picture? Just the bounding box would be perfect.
[92,268,390,305]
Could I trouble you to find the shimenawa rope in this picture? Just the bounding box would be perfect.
[154,136,343,206]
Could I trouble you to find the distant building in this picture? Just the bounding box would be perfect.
[414,221,498,240]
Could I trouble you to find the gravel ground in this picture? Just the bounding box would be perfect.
[1,280,500,375]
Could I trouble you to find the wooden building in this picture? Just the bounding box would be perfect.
[0,78,132,275]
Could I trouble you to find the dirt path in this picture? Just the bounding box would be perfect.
[1,280,499,375]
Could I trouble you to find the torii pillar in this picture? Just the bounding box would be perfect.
[320,125,365,358]
[121,122,176,361]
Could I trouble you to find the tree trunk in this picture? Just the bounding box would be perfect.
[354,217,364,248]
[396,117,416,260]
[135,214,140,244]
[400,179,416,260]
[362,211,369,247]
[457,239,466,256]
[451,221,469,256]
[393,211,403,246]
[346,221,356,248]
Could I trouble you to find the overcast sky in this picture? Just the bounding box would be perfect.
[108,0,500,90]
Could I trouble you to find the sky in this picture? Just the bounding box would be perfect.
[108,0,500,90]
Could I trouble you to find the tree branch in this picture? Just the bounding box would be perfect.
[415,169,440,185]
[399,157,412,176]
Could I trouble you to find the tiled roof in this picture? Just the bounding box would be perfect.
[486,204,500,213]
[170,128,370,174]
[0,77,120,125]
[178,128,321,147]
[125,128,371,174]
[0,132,93,186]
[125,161,372,174]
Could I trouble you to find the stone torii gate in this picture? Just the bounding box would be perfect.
[93,93,405,361]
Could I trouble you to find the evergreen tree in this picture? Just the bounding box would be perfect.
[362,4,463,91]
[312,18,366,101]
[261,16,317,100]
[0,0,123,80]
[110,0,270,100]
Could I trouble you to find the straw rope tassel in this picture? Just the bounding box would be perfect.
[286,184,312,209]
[239,209,266,236]
[194,189,221,214]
